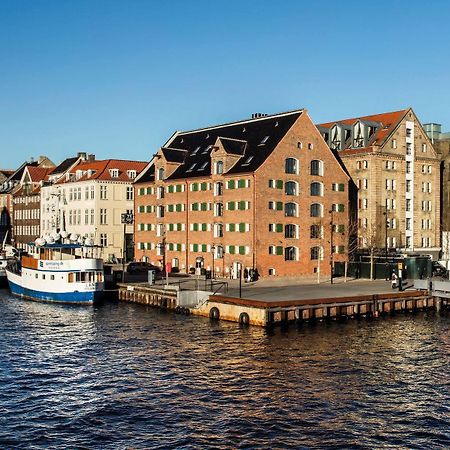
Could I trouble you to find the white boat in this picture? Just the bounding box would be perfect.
[0,243,17,286]
[6,241,104,304]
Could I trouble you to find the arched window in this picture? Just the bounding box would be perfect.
[285,202,297,217]
[310,182,323,196]
[310,203,323,217]
[310,224,322,239]
[310,246,323,260]
[216,161,224,175]
[285,224,298,239]
[285,181,298,196]
[285,158,298,174]
[310,160,323,176]
[158,167,165,180]
[285,247,297,261]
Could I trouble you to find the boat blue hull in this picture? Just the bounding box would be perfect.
[7,280,103,305]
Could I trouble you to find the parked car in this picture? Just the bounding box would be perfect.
[127,262,161,274]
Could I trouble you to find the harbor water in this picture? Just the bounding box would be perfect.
[0,290,449,449]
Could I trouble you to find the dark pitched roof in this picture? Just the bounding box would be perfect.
[162,110,303,179]
[52,157,79,175]
[161,147,187,163]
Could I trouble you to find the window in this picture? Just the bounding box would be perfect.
[285,158,298,174]
[100,209,107,225]
[100,185,107,200]
[259,135,270,145]
[406,180,411,193]
[406,142,412,155]
[158,168,165,180]
[214,223,223,238]
[157,186,165,199]
[215,203,223,217]
[126,186,133,201]
[285,247,297,261]
[157,206,164,218]
[422,143,427,153]
[392,139,397,149]
[216,161,224,174]
[310,182,323,196]
[214,182,223,196]
[285,202,297,217]
[406,218,411,231]
[406,127,412,137]
[310,224,322,239]
[310,246,323,260]
[285,224,297,239]
[406,199,411,212]
[310,160,323,176]
[406,161,411,173]
[242,156,254,166]
[127,170,137,179]
[100,233,107,247]
[310,203,322,217]
[110,168,119,178]
[285,181,297,196]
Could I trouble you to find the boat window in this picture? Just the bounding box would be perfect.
[42,274,45,280]
[35,274,38,279]
[50,275,55,280]
[96,271,103,282]
[68,273,74,283]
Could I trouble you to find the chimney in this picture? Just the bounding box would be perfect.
[88,154,95,161]
[251,113,268,119]
[77,152,87,160]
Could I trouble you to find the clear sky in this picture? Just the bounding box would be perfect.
[1,0,449,168]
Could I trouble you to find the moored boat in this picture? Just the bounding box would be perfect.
[6,241,104,304]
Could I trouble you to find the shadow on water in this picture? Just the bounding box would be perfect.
[0,290,449,449]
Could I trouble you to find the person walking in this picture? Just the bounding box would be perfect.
[391,271,398,289]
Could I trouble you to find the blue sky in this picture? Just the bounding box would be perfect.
[1,0,449,168]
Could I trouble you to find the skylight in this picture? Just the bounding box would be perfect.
[259,135,270,145]
[202,145,213,154]
[186,163,197,172]
[242,156,254,166]
[191,146,201,156]
[198,161,208,171]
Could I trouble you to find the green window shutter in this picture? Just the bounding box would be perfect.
[193,244,198,252]
[176,244,182,251]
[139,188,145,195]
[239,223,246,232]
[229,223,235,232]
[193,223,199,231]
[146,205,151,213]
[276,202,283,211]
[192,203,198,211]
[276,180,283,189]
[228,202,235,211]
[338,204,345,212]
[175,184,181,192]
[201,244,207,252]
[201,223,207,231]
[238,179,245,188]
[175,204,181,212]
[276,246,283,255]
[229,246,235,255]
[338,224,345,233]
[228,180,235,189]
[178,223,183,231]
[201,202,207,211]
[138,205,144,213]
[239,246,246,255]
[145,187,150,194]
[238,201,245,210]
[339,183,345,191]
[167,204,173,212]
[201,182,207,191]
[276,223,283,232]
[168,185,174,193]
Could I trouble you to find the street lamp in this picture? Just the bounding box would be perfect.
[121,211,133,282]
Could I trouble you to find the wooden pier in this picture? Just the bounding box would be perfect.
[116,281,445,327]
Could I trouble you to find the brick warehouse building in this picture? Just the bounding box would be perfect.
[134,109,356,278]
[317,108,440,258]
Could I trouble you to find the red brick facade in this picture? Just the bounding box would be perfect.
[134,111,353,278]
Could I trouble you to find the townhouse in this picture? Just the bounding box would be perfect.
[41,157,147,262]
[134,109,356,278]
[317,109,440,258]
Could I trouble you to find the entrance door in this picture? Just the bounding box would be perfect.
[232,261,241,280]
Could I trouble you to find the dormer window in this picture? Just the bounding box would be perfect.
[109,168,119,178]
[353,122,364,148]
[215,161,224,175]
[87,169,95,178]
[158,167,165,180]
[76,170,84,180]
[330,125,341,150]
[127,170,137,179]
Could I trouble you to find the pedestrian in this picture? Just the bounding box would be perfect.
[243,268,249,283]
[391,271,398,289]
[229,266,233,279]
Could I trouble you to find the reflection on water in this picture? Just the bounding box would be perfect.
[0,290,449,449]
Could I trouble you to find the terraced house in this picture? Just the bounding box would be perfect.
[317,108,441,258]
[134,109,356,278]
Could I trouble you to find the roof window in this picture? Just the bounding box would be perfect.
[242,156,254,166]
[191,146,201,156]
[259,136,270,146]
[109,168,119,178]
[186,163,197,172]
[202,145,213,154]
[198,161,208,171]
[127,170,137,179]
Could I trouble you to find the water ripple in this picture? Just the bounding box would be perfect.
[0,291,449,449]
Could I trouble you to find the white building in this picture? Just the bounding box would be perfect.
[41,158,147,262]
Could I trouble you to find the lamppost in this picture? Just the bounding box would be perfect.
[383,209,388,259]
[211,244,216,287]
[329,209,334,285]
